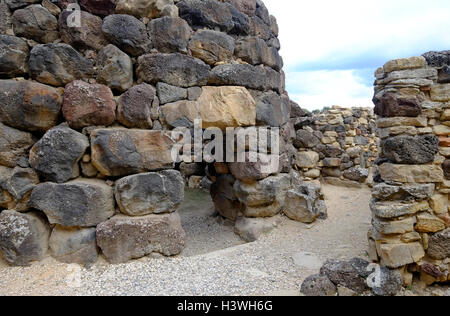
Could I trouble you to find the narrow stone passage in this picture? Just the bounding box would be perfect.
[0,184,373,296]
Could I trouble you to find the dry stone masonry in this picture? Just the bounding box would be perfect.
[0,0,327,266]
[291,104,377,186]
[369,51,450,286]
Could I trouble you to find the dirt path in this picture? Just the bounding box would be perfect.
[0,184,373,296]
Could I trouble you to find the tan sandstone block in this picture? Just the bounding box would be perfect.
[377,117,427,128]
[430,84,450,102]
[378,163,444,183]
[415,213,446,233]
[378,242,425,268]
[433,125,450,136]
[383,56,426,73]
[430,194,449,215]
[198,86,256,130]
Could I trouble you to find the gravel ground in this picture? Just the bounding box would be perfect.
[2,184,443,296]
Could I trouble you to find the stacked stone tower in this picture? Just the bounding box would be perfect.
[370,51,450,285]
[0,0,328,266]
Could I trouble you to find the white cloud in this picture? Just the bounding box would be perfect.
[262,0,450,110]
[288,70,374,110]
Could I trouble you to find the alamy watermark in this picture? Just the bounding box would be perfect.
[66,3,81,28]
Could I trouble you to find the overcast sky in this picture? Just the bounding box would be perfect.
[264,0,450,110]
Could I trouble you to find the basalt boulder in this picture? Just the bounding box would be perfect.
[96,44,133,92]
[29,43,94,87]
[115,170,184,216]
[0,35,29,77]
[117,83,156,129]
[137,53,211,87]
[62,80,116,130]
[0,210,50,266]
[96,212,186,264]
[148,16,192,53]
[102,14,152,56]
[90,128,176,177]
[29,179,115,227]
[188,29,235,65]
[12,4,59,43]
[29,124,89,183]
[381,135,439,164]
[0,123,36,168]
[0,80,62,132]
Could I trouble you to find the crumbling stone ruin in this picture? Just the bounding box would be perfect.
[291,105,377,186]
[369,51,450,286]
[0,0,330,267]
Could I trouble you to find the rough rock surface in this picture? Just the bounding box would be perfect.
[90,129,175,177]
[96,213,186,264]
[137,53,211,87]
[0,123,35,168]
[115,170,184,216]
[0,35,29,77]
[29,43,94,87]
[188,29,235,65]
[0,210,50,266]
[148,17,192,53]
[300,274,337,297]
[117,83,156,128]
[62,80,116,129]
[96,44,133,92]
[381,135,439,164]
[29,124,89,183]
[12,4,59,43]
[0,80,62,132]
[29,179,115,227]
[49,226,98,266]
[102,14,152,56]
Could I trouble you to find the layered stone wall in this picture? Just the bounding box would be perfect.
[291,104,377,185]
[369,51,450,285]
[0,0,327,267]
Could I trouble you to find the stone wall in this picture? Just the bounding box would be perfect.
[0,0,328,267]
[291,104,378,185]
[369,51,450,285]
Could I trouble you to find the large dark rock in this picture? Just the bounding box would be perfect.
[148,17,192,53]
[49,226,98,266]
[62,80,116,130]
[0,80,62,132]
[137,53,211,87]
[438,65,450,84]
[373,92,422,118]
[300,274,337,296]
[320,259,368,294]
[371,183,435,201]
[59,9,109,51]
[290,100,309,118]
[29,43,94,87]
[117,83,156,128]
[12,4,59,43]
[188,29,235,65]
[0,123,35,168]
[0,210,50,266]
[79,0,116,16]
[235,36,283,71]
[96,44,133,92]
[115,170,184,216]
[90,128,175,177]
[427,228,450,260]
[294,129,320,148]
[177,0,249,35]
[156,82,187,105]
[315,144,343,158]
[0,35,29,77]
[381,135,439,164]
[209,63,283,93]
[29,179,115,227]
[422,50,450,68]
[224,0,256,16]
[5,0,40,10]
[254,91,290,127]
[96,213,186,264]
[102,14,151,56]
[210,174,244,221]
[29,124,89,183]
